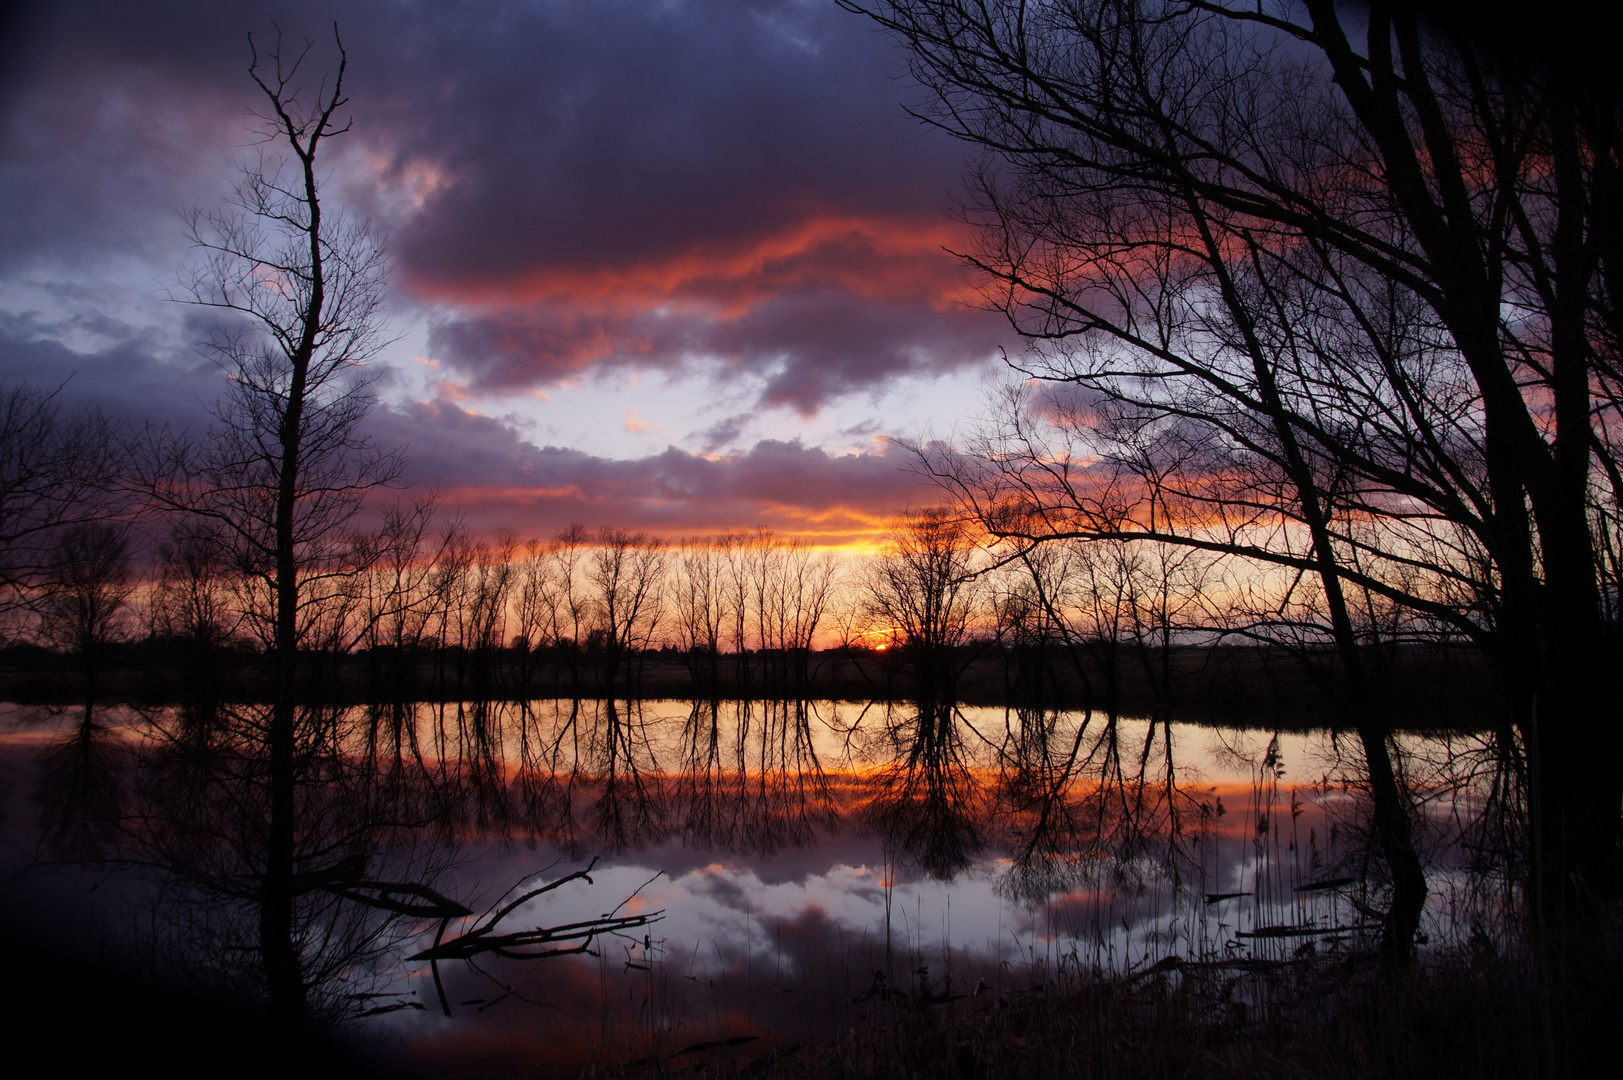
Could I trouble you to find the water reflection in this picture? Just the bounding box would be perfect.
[35,702,128,859]
[8,696,1509,1069]
[864,698,983,880]
[679,699,839,857]
[994,706,1196,908]
[114,700,462,1022]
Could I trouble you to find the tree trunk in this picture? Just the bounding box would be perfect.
[259,122,324,1025]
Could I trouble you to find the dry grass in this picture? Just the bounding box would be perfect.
[580,930,1618,1080]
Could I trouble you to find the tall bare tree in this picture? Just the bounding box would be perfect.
[135,28,404,1020]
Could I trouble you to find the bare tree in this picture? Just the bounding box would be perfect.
[37,523,137,687]
[719,529,762,690]
[0,383,125,627]
[463,530,518,688]
[584,528,666,691]
[768,541,840,694]
[511,537,558,689]
[150,523,239,652]
[133,27,407,1020]
[741,532,841,695]
[845,0,1623,959]
[546,524,596,694]
[357,499,442,697]
[672,537,730,693]
[861,508,983,704]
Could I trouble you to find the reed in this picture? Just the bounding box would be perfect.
[576,903,1621,1080]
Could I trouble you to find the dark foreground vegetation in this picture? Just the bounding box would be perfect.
[723,945,1618,1080]
[7,884,1614,1080]
[0,898,386,1080]
[6,884,1615,1080]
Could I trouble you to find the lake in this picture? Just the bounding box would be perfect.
[0,698,1511,1074]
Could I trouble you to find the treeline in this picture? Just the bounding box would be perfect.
[2,402,1482,718]
[144,521,845,700]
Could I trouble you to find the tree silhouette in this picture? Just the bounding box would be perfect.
[0,383,124,625]
[846,0,1621,960]
[135,26,407,1021]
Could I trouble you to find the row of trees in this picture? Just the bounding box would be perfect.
[7,493,1239,705]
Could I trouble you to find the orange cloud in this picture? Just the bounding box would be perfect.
[621,409,660,434]
[407,212,981,314]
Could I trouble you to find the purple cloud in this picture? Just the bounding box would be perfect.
[2,1,1012,416]
[372,395,940,541]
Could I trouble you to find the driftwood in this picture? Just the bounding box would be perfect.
[407,858,663,961]
[316,857,664,1017]
[409,910,660,962]
[326,880,473,919]
[1236,923,1380,939]
[370,858,663,1017]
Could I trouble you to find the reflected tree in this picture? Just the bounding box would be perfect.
[859,511,988,877]
[865,698,986,880]
[34,522,137,859]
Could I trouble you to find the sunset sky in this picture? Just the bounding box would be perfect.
[0,1,1020,545]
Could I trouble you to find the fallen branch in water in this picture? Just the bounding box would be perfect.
[394,858,664,1017]
[325,880,473,919]
[409,910,662,962]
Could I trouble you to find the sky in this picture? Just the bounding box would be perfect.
[0,0,1020,546]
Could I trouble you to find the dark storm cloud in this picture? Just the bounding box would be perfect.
[2,0,1008,414]
[0,2,266,272]
[365,1,966,285]
[0,311,220,430]
[372,0,1006,406]
[735,291,999,412]
[429,287,1003,414]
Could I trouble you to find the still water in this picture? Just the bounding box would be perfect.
[1,698,1507,1073]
